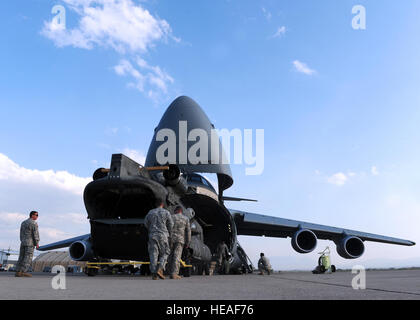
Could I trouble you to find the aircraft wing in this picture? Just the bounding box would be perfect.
[230,210,415,246]
[38,234,90,251]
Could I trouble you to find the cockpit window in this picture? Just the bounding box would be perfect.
[184,174,216,193]
[189,175,202,183]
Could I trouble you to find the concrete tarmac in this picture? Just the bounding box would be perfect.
[1,269,419,300]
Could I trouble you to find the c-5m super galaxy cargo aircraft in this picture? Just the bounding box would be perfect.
[39,96,415,274]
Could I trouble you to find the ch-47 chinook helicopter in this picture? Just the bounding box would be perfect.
[39,96,415,275]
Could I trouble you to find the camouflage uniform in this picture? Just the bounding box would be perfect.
[16,218,40,273]
[144,207,173,274]
[258,255,272,275]
[168,213,191,276]
[216,242,229,266]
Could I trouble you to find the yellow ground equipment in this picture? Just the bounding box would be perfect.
[84,260,192,277]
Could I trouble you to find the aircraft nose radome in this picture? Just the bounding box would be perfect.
[157,95,209,127]
[145,95,234,192]
[168,95,199,109]
[147,95,214,161]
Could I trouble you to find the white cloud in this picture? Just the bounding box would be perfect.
[371,166,379,176]
[293,60,316,75]
[114,59,144,81]
[0,153,91,196]
[0,154,91,249]
[0,211,88,249]
[327,172,348,186]
[136,57,174,89]
[271,26,286,39]
[41,0,173,54]
[41,0,176,101]
[56,212,88,225]
[323,167,379,186]
[262,7,272,21]
[0,212,28,225]
[41,227,72,241]
[114,58,174,99]
[105,127,120,136]
[121,148,146,165]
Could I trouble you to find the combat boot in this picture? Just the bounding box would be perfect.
[170,274,182,279]
[156,268,165,279]
[15,272,23,277]
[22,272,32,277]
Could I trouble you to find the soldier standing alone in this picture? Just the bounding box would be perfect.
[167,206,191,279]
[258,252,272,275]
[144,199,174,280]
[16,211,40,277]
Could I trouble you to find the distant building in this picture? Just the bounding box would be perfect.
[3,260,18,271]
[0,250,10,269]
[32,251,86,272]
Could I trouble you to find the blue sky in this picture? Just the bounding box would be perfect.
[1,0,420,269]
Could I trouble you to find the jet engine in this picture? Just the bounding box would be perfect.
[291,229,318,253]
[69,240,95,261]
[335,235,365,259]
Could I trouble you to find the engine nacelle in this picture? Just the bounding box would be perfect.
[335,235,365,259]
[69,240,94,261]
[291,229,318,254]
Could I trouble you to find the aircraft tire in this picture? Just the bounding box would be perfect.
[140,264,150,276]
[196,263,203,275]
[86,268,98,277]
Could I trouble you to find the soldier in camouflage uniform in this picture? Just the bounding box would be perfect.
[144,200,173,280]
[258,252,272,275]
[216,240,230,274]
[16,211,40,277]
[167,206,191,279]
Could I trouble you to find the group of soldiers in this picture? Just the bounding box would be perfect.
[144,199,273,279]
[144,199,192,280]
[14,203,193,280]
[15,206,273,279]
